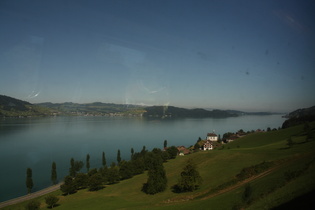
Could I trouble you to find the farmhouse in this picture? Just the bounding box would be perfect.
[203,140,213,150]
[177,146,190,156]
[206,132,218,141]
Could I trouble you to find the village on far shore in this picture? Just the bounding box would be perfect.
[172,128,273,156]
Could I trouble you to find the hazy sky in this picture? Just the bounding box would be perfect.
[1,0,314,112]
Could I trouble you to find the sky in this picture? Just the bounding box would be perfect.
[0,0,315,112]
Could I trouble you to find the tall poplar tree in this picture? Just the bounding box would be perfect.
[86,154,90,172]
[102,152,106,167]
[117,149,121,164]
[26,168,34,194]
[51,162,57,185]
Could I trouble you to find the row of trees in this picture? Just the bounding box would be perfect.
[60,145,182,195]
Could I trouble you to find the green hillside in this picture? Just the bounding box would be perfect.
[3,122,315,210]
[0,95,54,117]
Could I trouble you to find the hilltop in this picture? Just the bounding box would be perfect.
[0,95,53,117]
[282,105,315,128]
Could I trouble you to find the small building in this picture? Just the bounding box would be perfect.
[206,132,218,141]
[203,140,213,150]
[177,146,190,156]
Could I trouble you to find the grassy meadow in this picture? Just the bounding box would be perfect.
[3,122,315,210]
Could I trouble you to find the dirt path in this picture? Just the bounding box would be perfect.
[199,167,276,200]
[0,183,62,209]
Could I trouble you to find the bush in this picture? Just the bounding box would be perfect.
[45,195,59,208]
[25,200,40,210]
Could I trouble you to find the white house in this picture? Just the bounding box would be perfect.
[203,140,213,150]
[206,132,218,141]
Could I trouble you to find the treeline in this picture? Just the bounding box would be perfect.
[59,145,179,195]
[143,106,237,118]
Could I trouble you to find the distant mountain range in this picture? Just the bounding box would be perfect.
[0,94,292,119]
[143,106,237,118]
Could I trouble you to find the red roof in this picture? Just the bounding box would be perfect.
[207,133,217,137]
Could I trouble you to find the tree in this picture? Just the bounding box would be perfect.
[194,142,200,152]
[25,200,40,210]
[142,153,167,194]
[69,158,75,177]
[60,175,76,195]
[131,148,134,159]
[163,140,167,148]
[26,168,34,194]
[69,158,84,177]
[102,151,106,167]
[218,134,222,143]
[173,159,202,192]
[166,146,178,159]
[119,160,133,180]
[242,184,253,204]
[75,173,88,189]
[287,136,294,148]
[117,149,121,164]
[88,173,103,191]
[51,162,57,185]
[86,154,90,172]
[108,162,120,184]
[45,195,59,208]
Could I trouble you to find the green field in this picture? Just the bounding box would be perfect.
[4,122,315,210]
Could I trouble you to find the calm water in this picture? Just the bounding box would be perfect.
[0,115,284,202]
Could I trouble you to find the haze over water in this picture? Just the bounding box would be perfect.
[0,115,284,202]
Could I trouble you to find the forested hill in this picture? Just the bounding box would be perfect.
[282,105,315,128]
[0,95,53,117]
[143,106,237,118]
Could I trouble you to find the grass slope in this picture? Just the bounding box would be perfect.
[4,122,315,210]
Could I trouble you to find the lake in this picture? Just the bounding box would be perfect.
[0,115,285,202]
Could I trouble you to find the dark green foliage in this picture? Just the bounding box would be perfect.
[88,168,98,177]
[88,173,103,191]
[194,142,200,152]
[60,175,76,195]
[86,154,90,172]
[69,158,84,177]
[242,184,253,204]
[130,155,145,175]
[164,140,167,148]
[75,173,88,189]
[117,149,121,164]
[173,159,203,192]
[236,161,273,181]
[102,151,106,167]
[45,195,59,208]
[141,146,147,156]
[166,146,178,159]
[26,168,33,194]
[25,200,40,210]
[287,136,294,148]
[107,163,120,184]
[51,162,57,185]
[119,160,134,180]
[143,105,237,118]
[99,166,109,183]
[142,153,167,194]
[152,148,169,162]
[69,158,75,177]
[131,148,134,159]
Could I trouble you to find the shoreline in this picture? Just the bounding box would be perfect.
[0,183,62,209]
